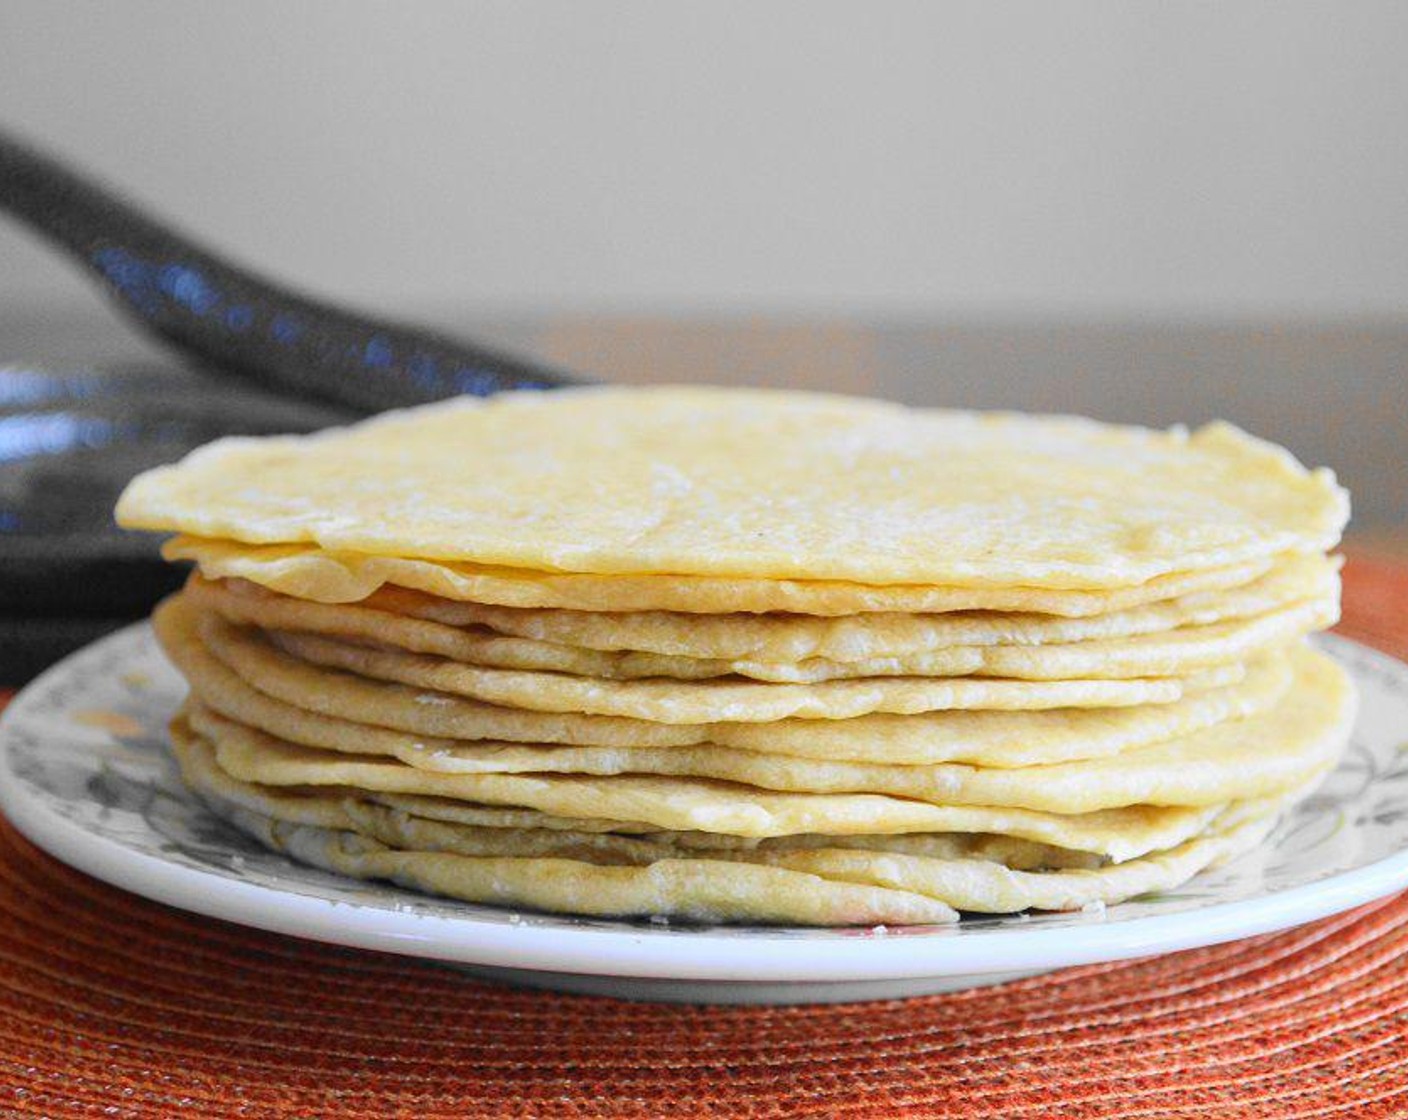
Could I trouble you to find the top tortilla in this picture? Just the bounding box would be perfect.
[118,386,1346,588]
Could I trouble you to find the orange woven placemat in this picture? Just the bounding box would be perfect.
[3,553,1408,1119]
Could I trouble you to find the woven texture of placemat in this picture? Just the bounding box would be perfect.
[2,552,1407,1119]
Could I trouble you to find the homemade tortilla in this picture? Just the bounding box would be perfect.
[174,719,1301,923]
[156,595,1293,766]
[164,534,1280,616]
[116,387,1348,585]
[184,570,1336,682]
[265,626,1247,722]
[355,553,1339,660]
[184,643,1349,814]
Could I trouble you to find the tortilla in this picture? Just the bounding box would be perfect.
[198,787,960,925]
[362,553,1339,660]
[185,643,1348,813]
[195,707,1240,859]
[175,598,706,748]
[158,595,1292,766]
[266,626,1247,723]
[186,570,1336,682]
[164,535,1279,617]
[116,387,1348,586]
[121,386,1349,927]
[171,724,1101,870]
[174,719,1300,923]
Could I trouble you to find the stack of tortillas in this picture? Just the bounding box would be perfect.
[116,386,1355,926]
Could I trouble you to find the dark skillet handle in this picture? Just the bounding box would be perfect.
[0,127,585,414]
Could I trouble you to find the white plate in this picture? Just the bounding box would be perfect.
[2,624,1407,1005]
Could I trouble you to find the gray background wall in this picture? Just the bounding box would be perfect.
[3,1,1408,318]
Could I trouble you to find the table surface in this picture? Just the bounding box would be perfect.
[4,307,1406,527]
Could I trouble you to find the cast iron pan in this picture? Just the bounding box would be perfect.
[0,127,585,681]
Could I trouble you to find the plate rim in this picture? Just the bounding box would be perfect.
[1,622,1406,983]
